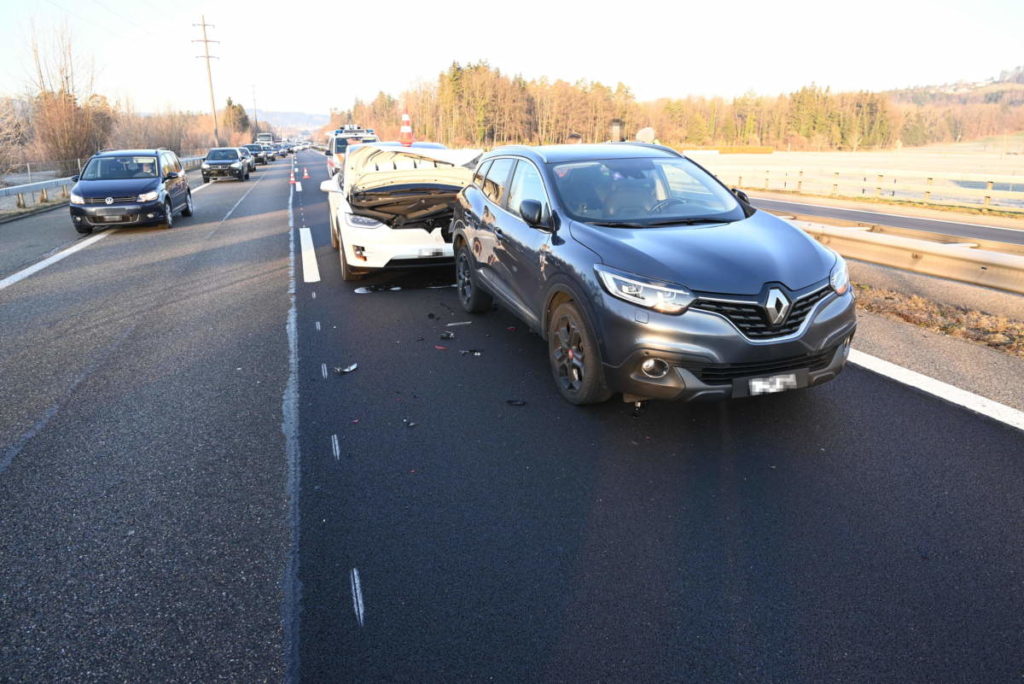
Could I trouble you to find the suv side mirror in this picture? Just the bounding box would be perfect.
[165,171,180,180]
[71,174,79,182]
[520,200,555,231]
[324,149,331,156]
[732,188,750,204]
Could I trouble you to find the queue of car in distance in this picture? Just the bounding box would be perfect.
[68,148,194,234]
[447,143,857,405]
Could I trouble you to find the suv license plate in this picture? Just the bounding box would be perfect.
[749,373,798,395]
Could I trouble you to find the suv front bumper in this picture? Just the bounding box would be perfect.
[597,288,857,401]
[70,200,167,228]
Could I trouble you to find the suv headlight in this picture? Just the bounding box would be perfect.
[138,190,159,202]
[595,265,694,314]
[231,161,242,168]
[70,192,84,204]
[201,162,210,169]
[830,255,850,295]
[346,214,382,228]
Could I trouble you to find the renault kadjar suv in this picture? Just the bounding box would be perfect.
[452,143,856,404]
[69,148,194,234]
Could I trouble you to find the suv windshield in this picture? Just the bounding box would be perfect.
[82,156,158,180]
[548,156,744,226]
[244,145,261,151]
[208,149,238,161]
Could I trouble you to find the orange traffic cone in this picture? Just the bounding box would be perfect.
[399,113,413,147]
[302,168,310,180]
[289,170,296,184]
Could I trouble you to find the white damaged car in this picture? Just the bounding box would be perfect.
[319,142,482,280]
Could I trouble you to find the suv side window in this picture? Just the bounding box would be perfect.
[473,160,492,189]
[482,158,514,205]
[171,153,182,174]
[159,152,173,178]
[507,160,549,219]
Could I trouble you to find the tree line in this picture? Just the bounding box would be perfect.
[328,62,1024,150]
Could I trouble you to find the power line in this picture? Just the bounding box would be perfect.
[192,16,220,146]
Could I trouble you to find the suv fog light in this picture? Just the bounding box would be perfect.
[352,245,367,261]
[641,357,670,379]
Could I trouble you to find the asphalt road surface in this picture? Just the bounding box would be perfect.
[1,150,1022,682]
[751,195,1024,245]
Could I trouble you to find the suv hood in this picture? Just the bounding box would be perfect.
[348,167,474,227]
[74,178,159,197]
[569,211,834,295]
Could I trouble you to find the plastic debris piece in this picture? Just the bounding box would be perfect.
[390,286,402,291]
[333,363,358,375]
[506,326,517,332]
[402,418,417,428]
[439,331,455,340]
[352,419,360,424]
[506,399,527,407]
[460,349,482,357]
[447,321,471,327]
[427,312,437,319]
[434,345,448,351]
[416,336,425,342]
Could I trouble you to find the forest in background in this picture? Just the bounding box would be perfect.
[326,63,1024,150]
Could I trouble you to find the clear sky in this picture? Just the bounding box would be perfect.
[1,0,1021,116]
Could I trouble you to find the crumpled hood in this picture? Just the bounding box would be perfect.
[74,178,159,197]
[348,167,474,227]
[569,211,835,295]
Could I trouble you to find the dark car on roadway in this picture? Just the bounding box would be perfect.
[202,147,250,183]
[244,143,269,164]
[452,143,857,404]
[69,148,193,234]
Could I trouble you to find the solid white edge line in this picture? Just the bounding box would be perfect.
[848,349,1024,432]
[350,568,365,627]
[299,227,321,283]
[191,182,211,194]
[0,230,114,291]
[754,196,1023,233]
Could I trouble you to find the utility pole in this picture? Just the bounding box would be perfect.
[251,84,258,136]
[193,16,220,147]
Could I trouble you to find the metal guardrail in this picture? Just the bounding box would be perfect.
[797,220,1024,295]
[0,156,205,206]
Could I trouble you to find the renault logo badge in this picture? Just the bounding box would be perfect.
[764,288,791,326]
[105,197,114,205]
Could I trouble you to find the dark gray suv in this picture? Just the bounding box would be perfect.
[452,143,857,404]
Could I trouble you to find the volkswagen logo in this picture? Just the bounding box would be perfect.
[104,197,114,205]
[764,288,791,326]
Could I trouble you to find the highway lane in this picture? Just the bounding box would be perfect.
[751,195,1024,244]
[0,150,1022,682]
[294,155,1024,682]
[0,157,294,680]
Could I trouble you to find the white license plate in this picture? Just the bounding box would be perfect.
[749,373,798,396]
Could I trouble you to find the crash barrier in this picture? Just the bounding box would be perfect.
[796,220,1024,295]
[0,156,205,211]
[706,166,1024,214]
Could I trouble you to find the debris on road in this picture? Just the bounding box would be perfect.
[402,418,417,428]
[447,321,472,327]
[506,326,517,332]
[434,345,448,351]
[506,399,527,407]
[440,331,455,340]
[460,349,482,356]
[427,312,437,319]
[333,363,359,375]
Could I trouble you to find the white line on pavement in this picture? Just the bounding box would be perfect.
[321,362,328,380]
[0,231,115,292]
[299,227,320,283]
[315,321,321,332]
[849,349,1024,432]
[331,434,340,460]
[295,182,302,192]
[350,568,365,627]
[192,182,212,194]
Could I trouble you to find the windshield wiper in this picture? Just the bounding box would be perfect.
[643,217,731,226]
[589,221,649,228]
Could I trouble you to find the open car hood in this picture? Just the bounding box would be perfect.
[348,167,474,227]
[347,146,481,176]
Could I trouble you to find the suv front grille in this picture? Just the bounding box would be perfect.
[693,286,832,339]
[85,195,138,204]
[681,345,838,385]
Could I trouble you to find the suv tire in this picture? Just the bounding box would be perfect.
[456,245,492,313]
[181,191,194,217]
[163,200,174,229]
[548,301,612,405]
[338,237,364,281]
